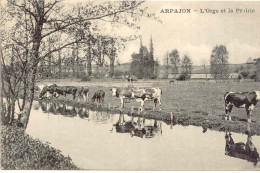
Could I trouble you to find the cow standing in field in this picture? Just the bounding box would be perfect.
[111,87,162,111]
[111,87,135,109]
[224,91,260,122]
[91,90,105,103]
[133,88,162,111]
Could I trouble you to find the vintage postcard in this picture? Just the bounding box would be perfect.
[1,0,260,171]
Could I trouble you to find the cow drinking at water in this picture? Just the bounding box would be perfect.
[38,84,58,100]
[76,87,89,102]
[224,91,260,122]
[53,86,78,100]
[91,90,105,103]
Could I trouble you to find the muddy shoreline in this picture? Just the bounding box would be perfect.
[36,97,260,136]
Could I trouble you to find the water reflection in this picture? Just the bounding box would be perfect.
[225,131,260,166]
[38,100,89,119]
[30,100,260,170]
[92,110,110,124]
[111,113,162,139]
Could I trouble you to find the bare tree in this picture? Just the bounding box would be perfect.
[1,0,158,129]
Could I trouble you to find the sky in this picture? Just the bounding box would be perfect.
[1,0,259,66]
[118,1,260,65]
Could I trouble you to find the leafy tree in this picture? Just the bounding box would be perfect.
[130,37,156,79]
[210,45,229,79]
[181,54,193,79]
[163,51,169,78]
[169,49,180,78]
[130,52,141,78]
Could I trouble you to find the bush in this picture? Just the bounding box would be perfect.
[150,74,158,79]
[176,73,190,81]
[250,74,256,79]
[92,71,106,79]
[238,74,243,80]
[114,70,125,79]
[240,71,249,78]
[1,126,78,170]
[81,75,91,82]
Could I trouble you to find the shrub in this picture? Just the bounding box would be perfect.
[176,73,190,81]
[250,74,256,79]
[81,75,91,82]
[1,126,78,170]
[150,74,158,79]
[114,70,124,79]
[240,71,249,78]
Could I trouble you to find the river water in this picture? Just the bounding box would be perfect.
[25,100,260,170]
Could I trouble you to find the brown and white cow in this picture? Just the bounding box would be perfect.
[224,91,260,122]
[111,87,162,111]
[76,87,89,102]
[38,84,58,100]
[91,90,105,103]
[111,87,135,108]
[53,86,78,100]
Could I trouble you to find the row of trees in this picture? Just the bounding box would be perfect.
[162,45,229,80]
[163,49,193,79]
[1,0,159,129]
[37,35,124,79]
[130,36,159,79]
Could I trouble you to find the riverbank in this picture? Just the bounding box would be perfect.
[37,96,260,136]
[1,125,79,170]
[34,80,260,135]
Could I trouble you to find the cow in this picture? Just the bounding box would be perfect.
[91,90,105,103]
[111,87,162,111]
[225,131,259,166]
[53,86,78,100]
[224,91,260,122]
[127,75,138,82]
[38,84,58,100]
[76,87,89,102]
[111,87,136,109]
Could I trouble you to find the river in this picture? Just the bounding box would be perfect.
[25,100,260,170]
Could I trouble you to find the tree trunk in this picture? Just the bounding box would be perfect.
[20,67,37,129]
[87,36,92,76]
[58,50,62,78]
[110,58,115,77]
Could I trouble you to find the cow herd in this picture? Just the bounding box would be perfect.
[37,84,260,123]
[37,84,162,112]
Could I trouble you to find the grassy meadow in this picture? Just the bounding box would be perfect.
[36,78,260,134]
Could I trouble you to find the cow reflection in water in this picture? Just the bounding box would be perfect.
[111,114,162,138]
[38,100,89,118]
[225,129,260,166]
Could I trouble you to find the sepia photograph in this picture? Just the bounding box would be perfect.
[0,0,260,171]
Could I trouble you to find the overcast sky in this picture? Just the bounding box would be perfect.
[2,0,259,65]
[118,1,260,65]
